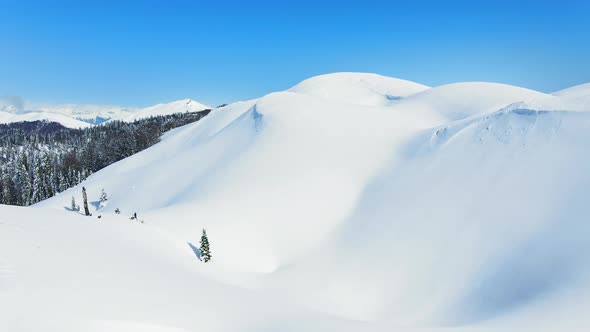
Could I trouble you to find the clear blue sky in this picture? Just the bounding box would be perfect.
[1,0,589,107]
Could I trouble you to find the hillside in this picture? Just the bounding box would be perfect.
[0,111,210,207]
[4,72,590,331]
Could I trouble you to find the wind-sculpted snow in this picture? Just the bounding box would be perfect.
[10,72,590,331]
[392,82,556,124]
[299,107,590,325]
[426,106,564,150]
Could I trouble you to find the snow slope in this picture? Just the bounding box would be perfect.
[0,205,360,332]
[553,82,590,108]
[6,72,590,331]
[390,82,556,124]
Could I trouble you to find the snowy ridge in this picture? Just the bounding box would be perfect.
[5,72,590,331]
[552,83,590,108]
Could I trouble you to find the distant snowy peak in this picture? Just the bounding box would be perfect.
[0,111,91,128]
[28,102,137,122]
[122,99,211,122]
[0,98,212,127]
[289,72,430,106]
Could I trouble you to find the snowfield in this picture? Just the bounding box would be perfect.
[3,72,590,331]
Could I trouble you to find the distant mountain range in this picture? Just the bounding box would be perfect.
[0,98,211,128]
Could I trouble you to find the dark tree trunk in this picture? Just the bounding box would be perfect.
[82,186,90,216]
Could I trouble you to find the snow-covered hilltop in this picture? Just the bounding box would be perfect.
[3,72,590,331]
[288,72,430,106]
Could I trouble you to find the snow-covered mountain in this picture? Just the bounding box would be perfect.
[0,98,211,128]
[0,110,92,128]
[0,96,90,128]
[121,99,211,122]
[3,72,590,331]
[28,102,137,124]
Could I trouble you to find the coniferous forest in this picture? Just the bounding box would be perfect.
[0,110,210,206]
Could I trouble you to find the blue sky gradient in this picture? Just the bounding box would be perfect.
[1,0,589,106]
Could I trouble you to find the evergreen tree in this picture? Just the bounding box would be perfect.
[17,151,32,205]
[42,152,56,197]
[58,172,67,192]
[2,170,17,205]
[31,154,43,204]
[71,196,78,212]
[0,169,4,204]
[200,229,212,263]
[99,188,108,207]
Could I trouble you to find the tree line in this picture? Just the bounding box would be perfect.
[0,110,210,206]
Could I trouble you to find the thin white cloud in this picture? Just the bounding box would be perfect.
[0,95,25,113]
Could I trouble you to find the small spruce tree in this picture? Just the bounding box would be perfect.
[71,196,77,212]
[200,229,212,263]
[99,188,108,207]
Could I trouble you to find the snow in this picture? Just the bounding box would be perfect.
[27,102,136,123]
[0,110,92,128]
[553,82,590,97]
[4,72,590,331]
[0,99,211,127]
[552,83,590,108]
[0,205,357,332]
[391,82,555,124]
[289,72,430,106]
[121,99,210,122]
